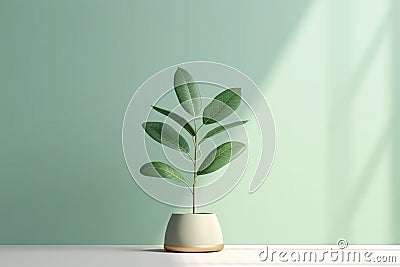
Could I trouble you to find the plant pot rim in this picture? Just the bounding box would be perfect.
[171,212,215,216]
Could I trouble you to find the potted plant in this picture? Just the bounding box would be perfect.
[139,67,248,252]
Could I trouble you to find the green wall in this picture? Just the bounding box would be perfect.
[0,0,398,244]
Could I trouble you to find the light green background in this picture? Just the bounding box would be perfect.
[0,0,399,244]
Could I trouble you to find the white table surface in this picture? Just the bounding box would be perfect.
[1,245,399,267]
[0,245,264,267]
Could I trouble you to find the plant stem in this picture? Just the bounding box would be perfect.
[185,151,194,162]
[193,119,198,214]
[196,123,204,134]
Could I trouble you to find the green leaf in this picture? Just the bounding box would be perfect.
[197,141,246,175]
[140,162,189,187]
[203,88,242,125]
[199,120,248,144]
[151,105,196,136]
[142,122,190,153]
[174,67,201,116]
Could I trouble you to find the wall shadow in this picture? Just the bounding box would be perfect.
[344,123,391,227]
[327,1,394,242]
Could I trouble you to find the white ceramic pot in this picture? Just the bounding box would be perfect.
[164,213,224,252]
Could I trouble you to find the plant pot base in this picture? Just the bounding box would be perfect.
[164,244,224,253]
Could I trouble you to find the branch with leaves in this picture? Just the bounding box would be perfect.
[140,67,248,213]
